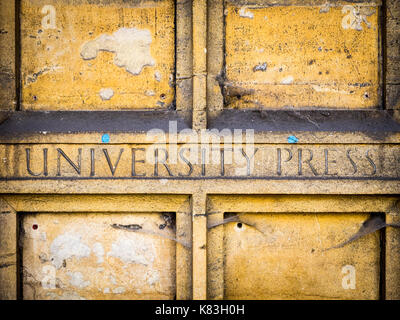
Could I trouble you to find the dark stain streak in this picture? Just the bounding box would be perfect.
[112,222,190,248]
[0,111,191,135]
[194,214,207,217]
[325,215,400,251]
[0,262,15,269]
[349,82,372,88]
[208,214,265,235]
[111,223,142,231]
[0,253,15,259]
[0,69,15,85]
[344,47,352,59]
[26,68,51,85]
[225,85,255,100]
[161,213,175,231]
[253,62,267,72]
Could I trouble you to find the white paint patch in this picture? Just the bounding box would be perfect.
[40,232,47,241]
[281,76,294,85]
[67,271,91,289]
[46,292,86,300]
[145,90,155,96]
[109,275,117,285]
[80,27,155,75]
[112,287,126,294]
[319,2,333,13]
[99,88,114,101]
[41,265,56,289]
[341,5,375,31]
[239,8,254,19]
[103,287,110,294]
[145,270,160,286]
[92,242,105,263]
[107,236,155,266]
[30,229,47,242]
[49,233,91,269]
[312,85,350,95]
[154,70,162,82]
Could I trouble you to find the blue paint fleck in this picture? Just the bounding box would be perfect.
[102,134,110,143]
[288,135,299,144]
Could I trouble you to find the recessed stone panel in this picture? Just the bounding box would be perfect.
[225,1,380,109]
[21,0,175,110]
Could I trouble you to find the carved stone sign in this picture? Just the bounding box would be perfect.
[1,144,399,180]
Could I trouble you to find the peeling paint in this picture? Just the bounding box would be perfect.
[46,291,86,300]
[225,3,379,109]
[20,212,177,300]
[341,5,375,31]
[239,7,254,19]
[80,28,155,75]
[92,242,104,264]
[103,287,110,294]
[154,70,162,82]
[312,85,350,95]
[67,271,90,289]
[49,233,91,269]
[281,76,294,85]
[99,88,114,101]
[319,2,334,13]
[145,270,160,286]
[40,231,47,242]
[107,236,155,266]
[160,179,168,185]
[109,274,117,285]
[112,287,126,294]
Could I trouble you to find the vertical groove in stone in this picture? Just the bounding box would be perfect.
[192,0,207,130]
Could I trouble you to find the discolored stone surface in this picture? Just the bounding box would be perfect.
[20,0,175,110]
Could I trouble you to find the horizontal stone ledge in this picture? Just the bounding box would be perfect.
[0,110,398,144]
[1,176,399,181]
[0,179,398,195]
[226,0,381,7]
[0,110,190,136]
